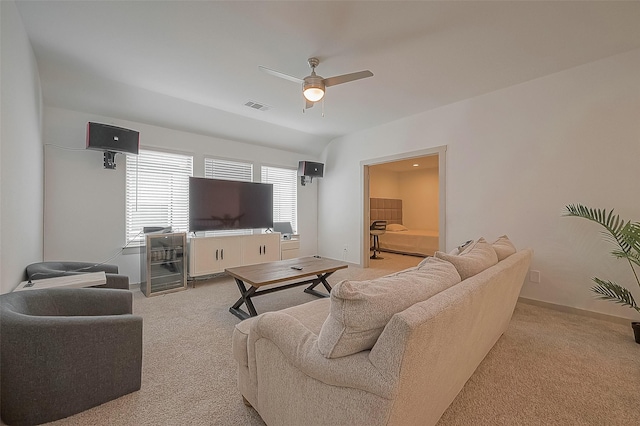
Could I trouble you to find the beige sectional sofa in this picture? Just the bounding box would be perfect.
[232,237,532,426]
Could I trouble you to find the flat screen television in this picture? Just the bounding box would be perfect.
[189,177,273,232]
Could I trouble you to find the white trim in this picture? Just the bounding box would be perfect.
[518,297,633,325]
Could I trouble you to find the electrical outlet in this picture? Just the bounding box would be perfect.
[529,270,541,283]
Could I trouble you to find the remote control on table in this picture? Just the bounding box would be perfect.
[290,266,303,270]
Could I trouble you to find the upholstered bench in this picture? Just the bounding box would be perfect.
[26,261,130,290]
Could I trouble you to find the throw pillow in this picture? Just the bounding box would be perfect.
[434,237,498,280]
[491,235,517,261]
[317,257,461,359]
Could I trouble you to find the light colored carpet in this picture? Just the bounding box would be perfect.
[28,253,640,425]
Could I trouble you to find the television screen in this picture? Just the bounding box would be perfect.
[189,177,273,232]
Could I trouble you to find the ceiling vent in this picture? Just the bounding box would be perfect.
[244,101,271,112]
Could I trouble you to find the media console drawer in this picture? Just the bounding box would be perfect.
[281,238,300,260]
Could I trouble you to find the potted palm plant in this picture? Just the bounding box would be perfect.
[564,204,640,343]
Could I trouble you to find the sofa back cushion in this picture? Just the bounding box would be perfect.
[317,257,461,359]
[434,237,498,280]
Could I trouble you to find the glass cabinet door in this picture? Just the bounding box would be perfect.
[142,233,186,296]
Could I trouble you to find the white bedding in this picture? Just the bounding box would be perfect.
[378,229,439,257]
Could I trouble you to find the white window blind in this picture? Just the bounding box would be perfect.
[261,166,297,233]
[203,157,254,236]
[125,149,193,243]
[204,158,253,182]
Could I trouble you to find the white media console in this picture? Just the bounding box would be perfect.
[188,233,281,277]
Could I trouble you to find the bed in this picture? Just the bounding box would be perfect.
[370,198,439,257]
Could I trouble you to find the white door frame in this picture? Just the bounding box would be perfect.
[360,146,447,268]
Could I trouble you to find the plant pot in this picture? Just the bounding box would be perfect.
[632,322,640,344]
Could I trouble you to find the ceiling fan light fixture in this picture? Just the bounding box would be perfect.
[260,57,372,108]
[303,86,324,102]
[303,76,325,102]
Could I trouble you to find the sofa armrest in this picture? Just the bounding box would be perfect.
[248,311,396,399]
[1,312,143,412]
[98,273,130,290]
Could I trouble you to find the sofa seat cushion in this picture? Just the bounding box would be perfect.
[317,257,461,359]
[435,237,498,280]
[491,235,517,261]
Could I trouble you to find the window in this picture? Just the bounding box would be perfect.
[125,149,193,243]
[261,166,297,233]
[204,157,254,236]
[204,158,253,182]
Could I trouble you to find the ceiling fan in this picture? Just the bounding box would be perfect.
[259,58,373,110]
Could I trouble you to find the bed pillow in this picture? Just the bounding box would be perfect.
[491,235,517,261]
[317,257,461,358]
[434,237,498,280]
[386,223,408,232]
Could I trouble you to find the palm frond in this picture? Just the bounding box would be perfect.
[621,222,640,254]
[591,278,640,313]
[565,204,640,314]
[564,204,639,256]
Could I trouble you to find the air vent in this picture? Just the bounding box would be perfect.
[244,101,271,112]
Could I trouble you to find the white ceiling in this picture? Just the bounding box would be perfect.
[15,1,640,156]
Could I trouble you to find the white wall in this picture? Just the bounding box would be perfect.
[319,49,640,320]
[43,106,319,284]
[0,0,44,293]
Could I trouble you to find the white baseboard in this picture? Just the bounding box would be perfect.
[518,297,633,325]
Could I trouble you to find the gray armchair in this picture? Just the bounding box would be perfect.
[0,288,143,425]
[25,261,129,290]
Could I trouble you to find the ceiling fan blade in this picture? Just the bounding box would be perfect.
[323,70,373,87]
[258,66,304,84]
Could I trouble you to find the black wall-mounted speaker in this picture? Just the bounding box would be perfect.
[86,122,140,155]
[298,161,324,178]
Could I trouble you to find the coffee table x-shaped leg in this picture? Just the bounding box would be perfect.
[229,272,334,320]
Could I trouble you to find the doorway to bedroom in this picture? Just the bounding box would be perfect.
[361,146,446,270]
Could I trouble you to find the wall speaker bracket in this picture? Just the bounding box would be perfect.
[103,151,117,169]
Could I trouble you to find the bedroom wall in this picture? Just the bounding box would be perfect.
[398,167,438,231]
[369,168,399,199]
[0,0,44,293]
[318,48,640,320]
[43,106,320,285]
[369,166,438,231]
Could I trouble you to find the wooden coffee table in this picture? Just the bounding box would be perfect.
[225,256,348,320]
